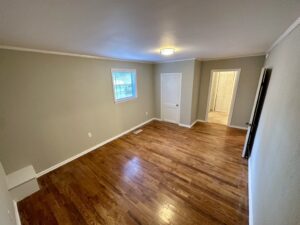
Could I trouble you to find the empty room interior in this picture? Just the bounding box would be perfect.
[0,1,299,225]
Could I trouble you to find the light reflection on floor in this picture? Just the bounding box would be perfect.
[158,203,175,224]
[123,156,141,179]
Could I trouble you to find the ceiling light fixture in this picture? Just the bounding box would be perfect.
[160,48,175,56]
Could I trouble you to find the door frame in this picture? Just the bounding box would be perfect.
[160,73,182,124]
[242,67,270,158]
[205,68,241,125]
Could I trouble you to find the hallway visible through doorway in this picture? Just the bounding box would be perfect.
[208,111,228,125]
[206,70,240,126]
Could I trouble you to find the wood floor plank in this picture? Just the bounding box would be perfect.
[18,121,248,225]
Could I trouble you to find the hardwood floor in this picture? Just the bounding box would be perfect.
[18,121,248,225]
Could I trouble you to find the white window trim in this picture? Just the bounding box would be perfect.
[111,68,138,103]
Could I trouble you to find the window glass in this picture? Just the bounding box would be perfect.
[111,69,137,102]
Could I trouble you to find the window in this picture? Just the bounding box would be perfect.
[111,69,137,103]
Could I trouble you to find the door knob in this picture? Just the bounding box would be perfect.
[176,104,179,107]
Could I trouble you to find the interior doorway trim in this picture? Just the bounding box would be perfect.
[160,73,182,124]
[205,69,241,126]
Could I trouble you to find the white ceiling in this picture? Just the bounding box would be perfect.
[0,0,299,62]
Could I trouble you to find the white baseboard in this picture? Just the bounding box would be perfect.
[13,200,21,225]
[248,160,253,225]
[229,125,248,130]
[37,118,157,177]
[179,123,190,128]
[179,120,198,128]
[157,118,197,128]
[153,117,162,121]
[190,120,198,127]
[197,120,247,130]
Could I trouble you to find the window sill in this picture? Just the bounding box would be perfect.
[114,96,137,104]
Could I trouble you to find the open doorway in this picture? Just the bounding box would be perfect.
[206,69,240,126]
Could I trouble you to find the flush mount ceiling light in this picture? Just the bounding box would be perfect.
[160,48,175,56]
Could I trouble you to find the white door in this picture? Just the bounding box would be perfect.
[161,73,181,124]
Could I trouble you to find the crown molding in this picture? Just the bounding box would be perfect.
[268,17,300,52]
[0,45,154,64]
[198,53,266,61]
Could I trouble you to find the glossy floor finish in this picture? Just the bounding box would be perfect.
[18,121,248,225]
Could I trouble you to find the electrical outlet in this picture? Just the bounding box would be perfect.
[88,132,92,138]
[145,112,148,116]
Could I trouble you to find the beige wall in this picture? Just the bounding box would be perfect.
[198,56,265,127]
[154,59,200,125]
[0,162,16,225]
[0,49,266,177]
[0,49,155,173]
[250,26,300,225]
